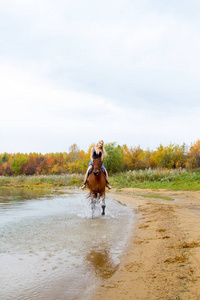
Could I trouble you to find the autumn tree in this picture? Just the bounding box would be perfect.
[186,140,200,169]
[122,145,149,170]
[154,144,186,169]
[23,155,37,175]
[68,144,81,162]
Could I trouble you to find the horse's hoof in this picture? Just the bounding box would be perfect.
[101,205,106,216]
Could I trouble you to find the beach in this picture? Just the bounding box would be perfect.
[94,188,200,300]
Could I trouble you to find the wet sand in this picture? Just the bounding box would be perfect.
[94,188,200,300]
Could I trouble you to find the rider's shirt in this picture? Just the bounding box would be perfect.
[88,148,105,170]
[92,148,102,159]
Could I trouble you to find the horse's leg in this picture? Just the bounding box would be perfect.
[97,193,100,203]
[91,192,95,204]
[101,192,106,216]
[91,193,96,218]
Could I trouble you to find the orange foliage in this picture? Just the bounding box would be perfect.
[0,140,198,176]
[186,140,200,169]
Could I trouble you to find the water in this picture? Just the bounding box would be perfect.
[0,188,134,300]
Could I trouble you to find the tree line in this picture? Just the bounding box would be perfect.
[0,140,200,176]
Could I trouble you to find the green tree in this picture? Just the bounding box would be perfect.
[0,153,9,165]
[104,143,123,173]
[11,155,29,175]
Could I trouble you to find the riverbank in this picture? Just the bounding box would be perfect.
[1,180,200,299]
[94,188,200,300]
[1,169,200,191]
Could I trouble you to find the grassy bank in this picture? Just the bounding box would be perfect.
[109,169,200,191]
[0,169,200,191]
[0,174,84,189]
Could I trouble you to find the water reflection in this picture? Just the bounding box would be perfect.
[86,247,119,279]
[0,189,133,300]
[0,188,56,204]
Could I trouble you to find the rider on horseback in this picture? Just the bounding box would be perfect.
[81,140,112,190]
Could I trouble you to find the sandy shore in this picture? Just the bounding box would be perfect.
[94,188,200,300]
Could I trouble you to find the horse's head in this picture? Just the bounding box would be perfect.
[93,158,102,176]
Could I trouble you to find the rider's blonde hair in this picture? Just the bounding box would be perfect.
[96,140,107,156]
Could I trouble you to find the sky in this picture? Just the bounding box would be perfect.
[1,0,200,153]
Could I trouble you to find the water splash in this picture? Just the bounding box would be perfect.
[0,189,134,300]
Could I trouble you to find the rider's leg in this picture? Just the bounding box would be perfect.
[81,165,92,189]
[105,170,112,189]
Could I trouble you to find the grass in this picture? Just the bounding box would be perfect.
[0,169,200,191]
[0,174,84,189]
[109,169,200,191]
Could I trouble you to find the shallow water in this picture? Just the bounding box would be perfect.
[0,188,134,300]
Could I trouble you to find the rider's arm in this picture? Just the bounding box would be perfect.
[90,148,94,162]
[101,150,104,161]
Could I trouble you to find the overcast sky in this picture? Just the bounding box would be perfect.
[1,0,200,153]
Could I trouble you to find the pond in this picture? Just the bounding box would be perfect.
[0,188,134,300]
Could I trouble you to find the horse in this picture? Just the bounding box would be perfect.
[87,157,107,216]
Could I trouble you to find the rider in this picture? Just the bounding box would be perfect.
[81,140,112,189]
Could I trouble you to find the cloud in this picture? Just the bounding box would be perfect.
[1,61,199,153]
[0,1,200,152]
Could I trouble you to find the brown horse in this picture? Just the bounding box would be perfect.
[87,157,106,215]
